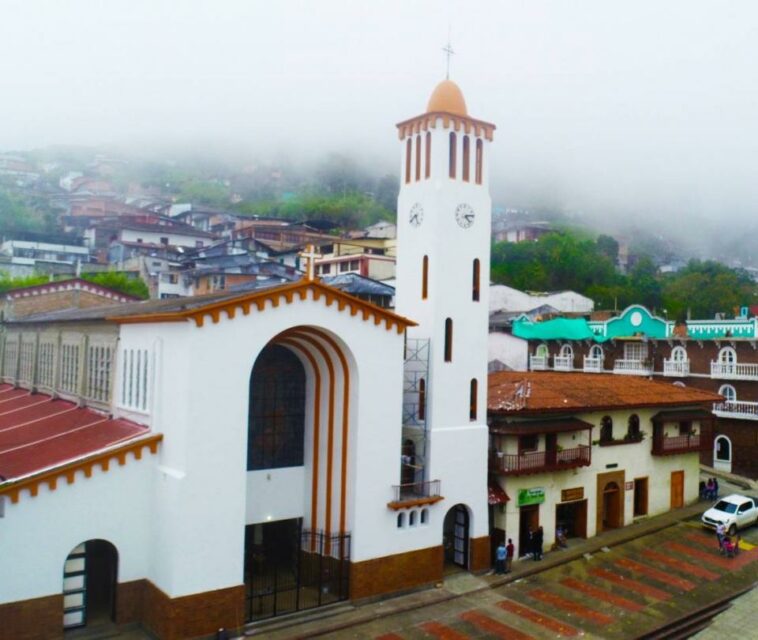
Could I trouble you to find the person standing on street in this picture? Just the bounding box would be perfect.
[537,526,544,560]
[495,541,506,574]
[505,538,514,573]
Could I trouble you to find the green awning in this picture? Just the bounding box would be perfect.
[512,317,609,342]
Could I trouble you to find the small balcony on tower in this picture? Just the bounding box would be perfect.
[489,418,593,476]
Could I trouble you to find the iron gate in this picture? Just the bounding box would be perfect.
[245,520,351,621]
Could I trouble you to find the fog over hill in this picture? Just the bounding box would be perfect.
[2,1,757,249]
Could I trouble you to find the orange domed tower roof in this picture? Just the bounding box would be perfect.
[426,79,468,116]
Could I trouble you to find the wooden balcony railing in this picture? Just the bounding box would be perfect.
[490,446,591,476]
[387,479,443,510]
[651,433,706,456]
[529,355,549,371]
[553,355,573,371]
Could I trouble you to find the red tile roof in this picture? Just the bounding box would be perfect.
[488,372,722,416]
[0,384,149,481]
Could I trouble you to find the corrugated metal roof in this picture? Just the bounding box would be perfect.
[0,384,148,481]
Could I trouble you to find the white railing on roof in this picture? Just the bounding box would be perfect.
[711,362,758,380]
[712,400,758,420]
[583,356,604,373]
[529,355,549,371]
[663,359,690,377]
[613,359,653,375]
[553,355,573,371]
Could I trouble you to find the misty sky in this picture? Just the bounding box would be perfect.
[2,1,757,222]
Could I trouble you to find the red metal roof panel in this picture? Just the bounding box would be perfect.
[0,390,149,481]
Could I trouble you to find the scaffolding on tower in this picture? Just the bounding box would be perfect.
[401,338,430,486]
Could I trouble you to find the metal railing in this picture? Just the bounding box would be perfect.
[529,355,549,371]
[710,361,758,380]
[553,355,573,371]
[490,446,590,475]
[391,479,441,503]
[583,356,604,373]
[663,359,690,377]
[613,359,653,375]
[713,400,758,420]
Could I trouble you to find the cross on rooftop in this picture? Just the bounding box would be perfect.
[442,40,454,79]
[299,244,322,280]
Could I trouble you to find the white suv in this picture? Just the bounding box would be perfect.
[702,494,758,536]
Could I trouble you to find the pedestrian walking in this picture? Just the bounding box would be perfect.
[505,538,514,573]
[495,541,506,574]
[713,477,719,499]
[716,522,726,553]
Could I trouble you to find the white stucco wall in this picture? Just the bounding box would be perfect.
[494,408,703,558]
[488,332,528,371]
[0,455,154,603]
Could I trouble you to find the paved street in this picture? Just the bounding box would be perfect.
[324,519,758,639]
[254,474,757,640]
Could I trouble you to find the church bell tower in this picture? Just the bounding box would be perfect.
[395,79,496,565]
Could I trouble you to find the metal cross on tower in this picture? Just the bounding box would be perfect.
[442,40,454,80]
[299,243,322,280]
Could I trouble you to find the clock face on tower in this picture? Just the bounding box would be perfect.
[409,202,424,227]
[455,203,475,228]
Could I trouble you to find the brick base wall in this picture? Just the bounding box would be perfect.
[469,535,492,572]
[350,545,443,600]
[141,581,245,640]
[0,583,245,640]
[0,594,62,640]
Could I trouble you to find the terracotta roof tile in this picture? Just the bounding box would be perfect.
[488,372,722,415]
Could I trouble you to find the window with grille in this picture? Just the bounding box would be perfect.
[60,344,81,395]
[2,340,18,378]
[86,344,113,403]
[119,347,150,412]
[18,341,34,384]
[37,343,55,388]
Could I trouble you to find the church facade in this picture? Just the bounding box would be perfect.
[0,80,496,640]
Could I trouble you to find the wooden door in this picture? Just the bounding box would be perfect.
[518,505,539,557]
[670,470,684,509]
[634,478,649,516]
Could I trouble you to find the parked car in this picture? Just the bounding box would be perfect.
[701,494,758,536]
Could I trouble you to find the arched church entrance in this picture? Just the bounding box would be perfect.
[63,540,118,631]
[244,330,352,621]
[443,504,470,572]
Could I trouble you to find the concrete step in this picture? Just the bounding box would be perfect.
[244,601,355,637]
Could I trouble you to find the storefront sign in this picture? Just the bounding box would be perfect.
[561,487,584,502]
[518,487,545,507]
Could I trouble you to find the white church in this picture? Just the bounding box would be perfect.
[0,79,495,639]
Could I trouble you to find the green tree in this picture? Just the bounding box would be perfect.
[661,260,756,320]
[596,234,619,263]
[627,256,662,310]
[81,272,150,299]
